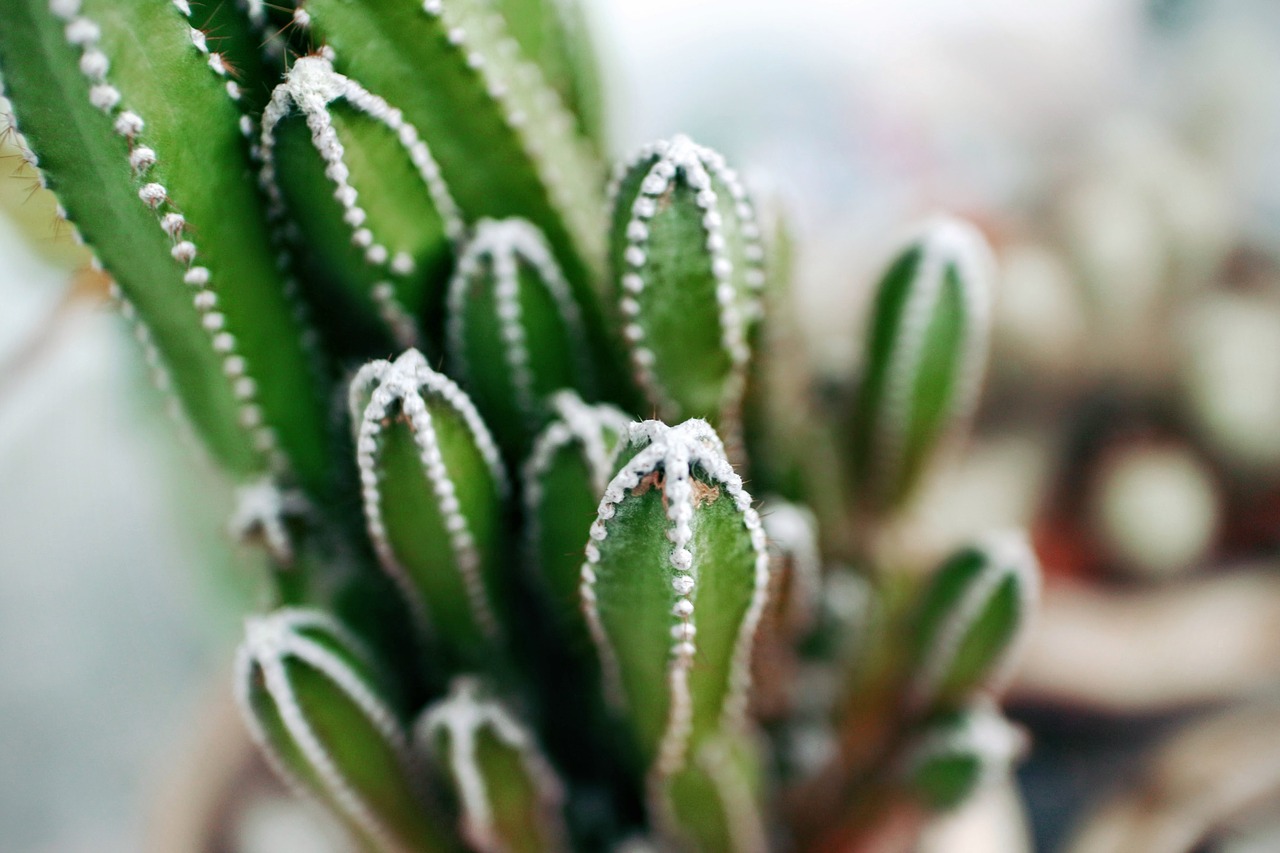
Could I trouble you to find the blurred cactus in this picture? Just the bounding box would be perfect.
[0,2,1038,851]
[847,217,995,516]
[900,699,1026,812]
[906,532,1040,713]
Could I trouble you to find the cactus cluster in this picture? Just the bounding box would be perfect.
[0,1,1040,850]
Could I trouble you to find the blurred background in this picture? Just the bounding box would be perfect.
[4,0,1280,850]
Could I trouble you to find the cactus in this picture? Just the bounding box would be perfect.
[419,678,570,853]
[847,217,995,516]
[446,218,598,458]
[2,3,1041,851]
[606,136,765,430]
[523,389,631,649]
[351,349,509,669]
[0,0,331,493]
[262,55,465,348]
[906,532,1040,713]
[900,699,1026,812]
[236,608,452,852]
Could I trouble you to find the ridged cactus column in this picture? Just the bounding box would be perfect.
[236,608,453,852]
[418,678,570,853]
[606,136,766,435]
[0,0,331,493]
[350,349,510,670]
[261,55,465,348]
[580,418,770,849]
[446,218,598,458]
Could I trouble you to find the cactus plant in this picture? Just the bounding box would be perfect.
[0,2,1038,851]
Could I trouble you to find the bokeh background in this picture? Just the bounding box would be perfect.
[4,0,1280,850]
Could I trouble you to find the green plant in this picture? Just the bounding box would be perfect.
[0,2,1039,850]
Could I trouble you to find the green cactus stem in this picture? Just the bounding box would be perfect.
[262,55,465,348]
[579,418,770,845]
[907,532,1040,713]
[284,0,606,294]
[847,216,995,516]
[606,136,767,429]
[350,349,509,668]
[900,700,1025,812]
[0,0,331,493]
[446,218,598,458]
[418,678,569,853]
[236,608,453,852]
[522,389,632,649]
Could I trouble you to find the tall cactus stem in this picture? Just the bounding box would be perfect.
[579,419,769,778]
[606,136,766,433]
[351,350,509,647]
[261,55,465,347]
[446,218,596,442]
[235,609,434,852]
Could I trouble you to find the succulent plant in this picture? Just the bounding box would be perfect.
[0,2,1039,850]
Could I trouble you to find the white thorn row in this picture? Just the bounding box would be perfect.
[229,477,312,565]
[611,136,765,423]
[49,0,283,470]
[236,609,415,852]
[260,56,464,344]
[352,350,508,643]
[371,282,423,349]
[417,678,568,853]
[446,218,594,429]
[579,419,768,779]
[873,216,994,500]
[909,531,1039,710]
[419,0,604,266]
